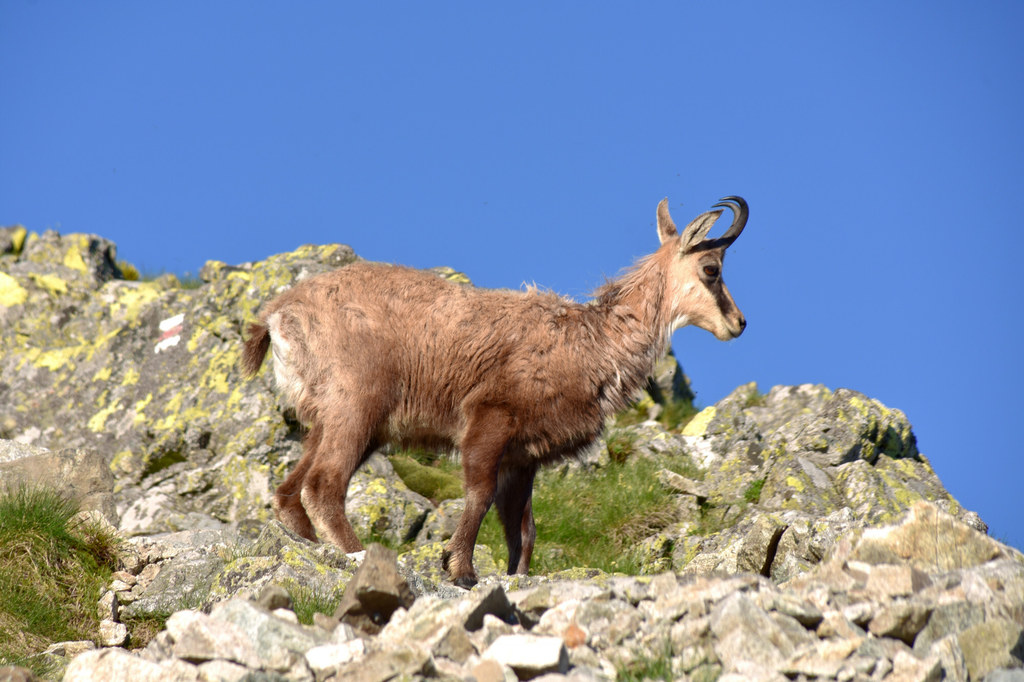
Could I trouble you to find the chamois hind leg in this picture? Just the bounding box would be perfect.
[300,404,381,553]
[443,406,513,589]
[272,422,321,542]
[494,461,537,575]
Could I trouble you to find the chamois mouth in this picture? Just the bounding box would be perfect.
[720,319,747,340]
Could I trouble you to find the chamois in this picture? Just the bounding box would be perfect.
[241,196,748,587]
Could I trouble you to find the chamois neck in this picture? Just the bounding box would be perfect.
[594,252,673,350]
[584,252,675,414]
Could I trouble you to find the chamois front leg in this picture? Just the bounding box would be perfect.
[443,406,513,589]
[495,461,537,575]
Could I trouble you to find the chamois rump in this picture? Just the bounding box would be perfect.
[241,196,748,587]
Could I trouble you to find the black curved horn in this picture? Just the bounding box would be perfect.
[712,196,748,246]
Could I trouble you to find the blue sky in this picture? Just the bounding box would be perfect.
[3,3,1022,549]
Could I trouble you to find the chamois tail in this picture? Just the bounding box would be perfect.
[241,323,271,377]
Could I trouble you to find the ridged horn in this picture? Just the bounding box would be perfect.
[712,196,748,247]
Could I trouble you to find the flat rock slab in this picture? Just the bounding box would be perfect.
[483,634,569,680]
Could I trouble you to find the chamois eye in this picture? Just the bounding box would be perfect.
[703,265,719,278]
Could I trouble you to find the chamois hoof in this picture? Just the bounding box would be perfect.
[453,574,478,590]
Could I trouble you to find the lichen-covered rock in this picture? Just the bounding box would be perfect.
[120,522,357,622]
[1,232,363,539]
[345,454,433,548]
[840,499,1014,572]
[641,383,983,579]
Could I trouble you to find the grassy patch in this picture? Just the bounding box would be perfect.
[690,499,737,538]
[615,394,698,433]
[288,582,345,626]
[117,260,140,281]
[605,428,640,465]
[657,397,699,432]
[743,387,767,408]
[477,456,687,575]
[0,485,120,670]
[122,614,170,651]
[744,478,765,504]
[612,398,654,427]
[662,450,705,482]
[616,640,675,682]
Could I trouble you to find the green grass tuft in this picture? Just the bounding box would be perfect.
[605,428,640,465]
[616,639,675,681]
[0,485,120,671]
[117,260,140,281]
[743,387,768,408]
[613,400,653,427]
[657,397,699,431]
[288,582,345,626]
[744,478,765,504]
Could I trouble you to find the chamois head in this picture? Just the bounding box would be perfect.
[656,196,748,341]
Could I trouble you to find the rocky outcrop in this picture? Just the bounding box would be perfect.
[630,382,987,581]
[27,501,1023,681]
[1,227,362,537]
[3,227,1021,680]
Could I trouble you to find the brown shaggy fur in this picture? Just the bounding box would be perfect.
[241,198,747,587]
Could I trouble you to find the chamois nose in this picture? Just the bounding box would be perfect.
[730,315,746,338]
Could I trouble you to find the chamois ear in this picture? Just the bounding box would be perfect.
[656,199,677,245]
[680,209,723,253]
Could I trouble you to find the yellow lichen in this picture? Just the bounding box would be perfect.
[15,347,41,371]
[682,407,717,438]
[7,225,27,254]
[92,366,113,382]
[365,478,389,495]
[785,475,805,492]
[153,392,184,430]
[85,328,123,362]
[63,239,88,273]
[0,272,28,306]
[123,367,140,385]
[891,457,922,477]
[225,386,245,410]
[88,401,122,433]
[29,273,68,295]
[132,393,154,425]
[35,347,80,372]
[110,449,134,472]
[222,456,271,504]
[187,327,204,353]
[199,345,239,395]
[113,285,161,320]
